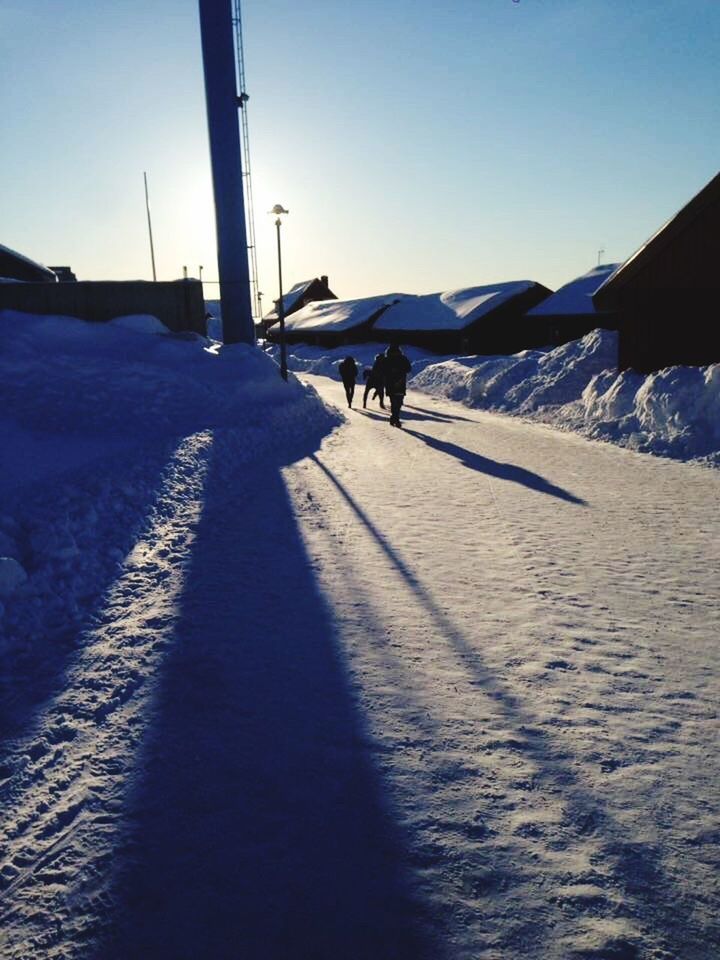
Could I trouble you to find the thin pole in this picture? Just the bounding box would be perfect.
[143,171,157,281]
[276,217,287,381]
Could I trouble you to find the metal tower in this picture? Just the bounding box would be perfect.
[232,1,261,321]
[198,0,254,344]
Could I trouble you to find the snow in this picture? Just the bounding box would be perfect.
[262,278,315,321]
[277,332,720,464]
[374,281,536,332]
[270,292,404,334]
[0,308,340,644]
[1,309,718,958]
[525,264,620,316]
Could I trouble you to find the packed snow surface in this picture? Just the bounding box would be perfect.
[526,264,620,316]
[375,281,536,332]
[1,311,718,959]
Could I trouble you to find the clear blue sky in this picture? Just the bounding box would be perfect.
[2,0,719,304]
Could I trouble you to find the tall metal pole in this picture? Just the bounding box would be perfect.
[143,171,157,282]
[198,0,254,345]
[275,217,288,381]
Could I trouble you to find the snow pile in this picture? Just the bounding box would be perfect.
[0,310,340,652]
[375,281,536,332]
[581,361,720,459]
[413,329,720,462]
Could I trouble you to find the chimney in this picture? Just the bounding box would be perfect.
[320,275,328,287]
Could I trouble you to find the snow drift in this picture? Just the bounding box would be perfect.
[0,310,340,654]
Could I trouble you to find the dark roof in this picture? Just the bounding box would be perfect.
[263,276,336,321]
[0,243,57,282]
[594,170,720,309]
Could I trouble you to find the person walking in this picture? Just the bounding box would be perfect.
[363,352,387,409]
[338,355,359,408]
[383,343,412,427]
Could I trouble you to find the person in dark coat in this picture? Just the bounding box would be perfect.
[338,355,359,408]
[383,343,412,427]
[363,352,387,409]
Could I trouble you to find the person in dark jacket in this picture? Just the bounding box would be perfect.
[338,355,359,408]
[363,352,387,409]
[383,343,412,427]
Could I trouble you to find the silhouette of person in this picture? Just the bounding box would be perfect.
[338,355,359,408]
[363,352,387,409]
[383,343,412,427]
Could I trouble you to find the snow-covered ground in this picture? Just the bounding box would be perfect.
[1,310,718,959]
[272,332,720,465]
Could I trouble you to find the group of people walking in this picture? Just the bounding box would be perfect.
[338,344,412,427]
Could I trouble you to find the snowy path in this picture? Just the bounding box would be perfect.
[281,377,720,959]
[1,378,718,959]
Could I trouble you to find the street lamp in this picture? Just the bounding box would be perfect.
[271,204,289,381]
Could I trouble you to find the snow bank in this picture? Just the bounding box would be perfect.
[276,331,719,465]
[0,310,340,653]
[413,329,720,463]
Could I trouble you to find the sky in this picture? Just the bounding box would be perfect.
[2,0,720,310]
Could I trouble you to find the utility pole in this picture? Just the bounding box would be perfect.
[143,171,157,281]
[198,0,255,345]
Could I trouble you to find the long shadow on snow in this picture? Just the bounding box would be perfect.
[404,402,478,422]
[100,438,440,960]
[309,455,701,959]
[403,427,587,505]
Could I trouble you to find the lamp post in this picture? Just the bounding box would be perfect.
[271,204,289,381]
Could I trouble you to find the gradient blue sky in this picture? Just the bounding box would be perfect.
[2,0,719,304]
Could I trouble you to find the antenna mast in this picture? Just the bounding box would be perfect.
[232,2,261,320]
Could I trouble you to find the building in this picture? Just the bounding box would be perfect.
[49,266,78,282]
[266,293,402,347]
[372,281,553,354]
[261,275,336,336]
[523,263,620,347]
[593,170,720,372]
[0,243,57,282]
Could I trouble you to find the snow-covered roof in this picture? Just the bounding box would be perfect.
[525,264,620,317]
[263,279,317,321]
[374,281,536,333]
[269,293,405,334]
[0,243,57,282]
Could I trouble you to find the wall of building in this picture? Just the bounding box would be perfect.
[0,280,206,334]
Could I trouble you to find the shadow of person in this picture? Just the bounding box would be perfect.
[403,403,477,423]
[403,427,587,505]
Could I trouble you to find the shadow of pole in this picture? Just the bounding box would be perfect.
[100,444,441,959]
